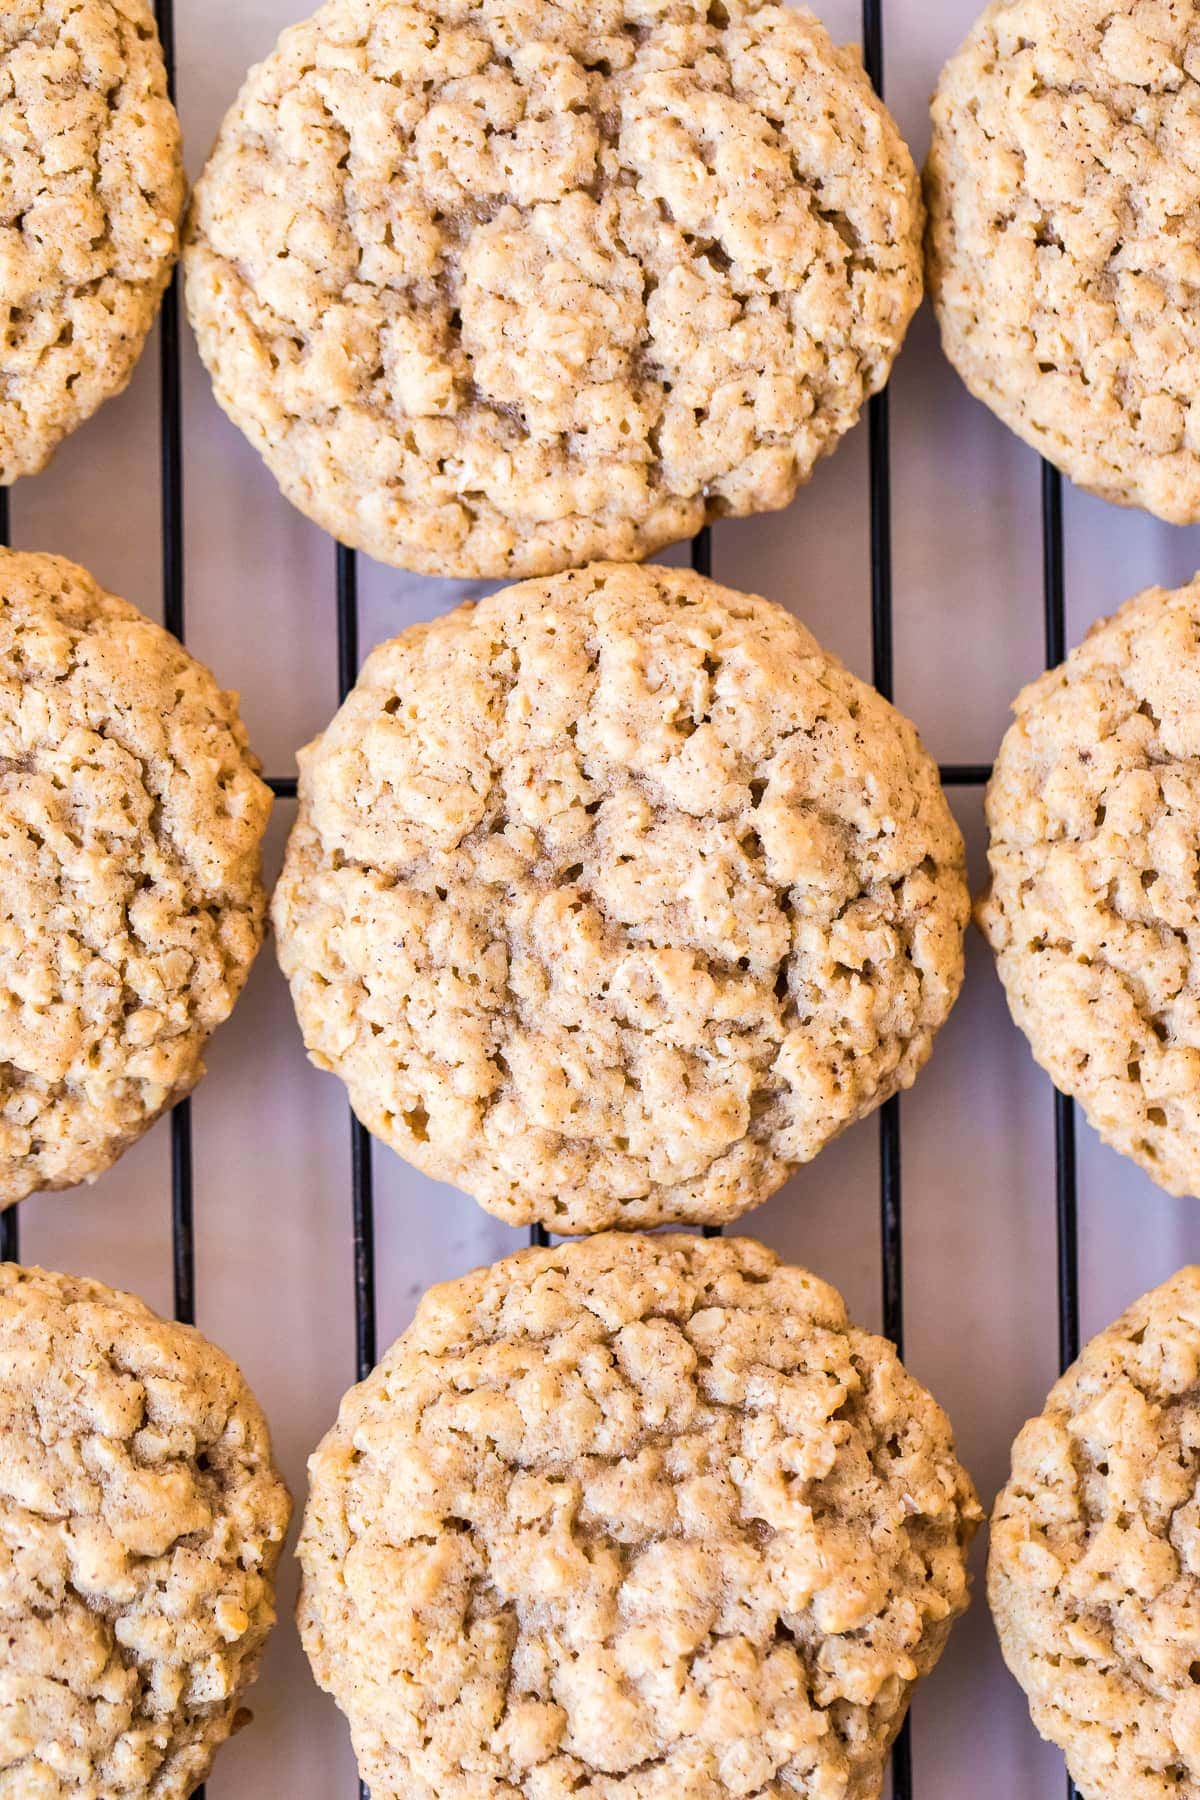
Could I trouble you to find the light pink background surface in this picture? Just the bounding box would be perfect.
[14,1,1200,1792]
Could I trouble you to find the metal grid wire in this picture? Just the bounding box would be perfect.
[0,0,1087,1794]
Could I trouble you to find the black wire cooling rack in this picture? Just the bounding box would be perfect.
[0,1,1085,1796]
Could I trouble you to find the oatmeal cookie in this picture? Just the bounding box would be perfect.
[0,1262,291,1799]
[0,0,185,483]
[980,576,1200,1198]
[928,0,1200,524]
[0,549,271,1209]
[299,1231,981,1800]
[184,0,923,578]
[272,562,968,1234]
[990,1266,1200,1799]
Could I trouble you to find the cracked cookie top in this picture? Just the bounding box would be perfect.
[299,1231,981,1800]
[927,0,1200,524]
[184,0,922,578]
[0,0,184,483]
[980,577,1200,1199]
[0,549,271,1209]
[272,562,968,1233]
[990,1266,1200,1798]
[0,1262,291,1799]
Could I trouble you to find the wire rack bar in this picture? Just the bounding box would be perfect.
[860,1,911,1793]
[335,546,375,1800]
[690,529,721,1239]
[152,0,197,1344]
[0,489,13,1266]
[1041,464,1080,1800]
[335,546,378,1394]
[1055,1093,1079,1373]
[271,764,990,799]
[151,7,201,1796]
[862,0,901,1344]
[1041,464,1066,669]
[869,357,904,1382]
[1040,460,1080,1379]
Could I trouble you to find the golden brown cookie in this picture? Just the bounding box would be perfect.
[927,0,1200,524]
[0,549,271,1210]
[980,577,1200,1199]
[990,1267,1200,1798]
[184,0,923,577]
[0,1262,291,1798]
[272,563,968,1234]
[299,1231,981,1800]
[0,1,185,483]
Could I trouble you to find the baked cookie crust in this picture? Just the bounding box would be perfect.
[272,562,968,1233]
[0,1,185,483]
[991,1267,1200,1798]
[0,1262,291,1798]
[0,549,271,1209]
[927,0,1200,524]
[980,577,1200,1199]
[185,0,922,578]
[299,1231,981,1800]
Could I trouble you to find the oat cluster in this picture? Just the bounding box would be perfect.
[928,0,1200,523]
[991,1267,1200,1798]
[980,578,1200,1199]
[0,0,184,483]
[272,564,968,1234]
[185,0,923,577]
[0,1263,291,1799]
[299,1231,981,1800]
[0,550,271,1209]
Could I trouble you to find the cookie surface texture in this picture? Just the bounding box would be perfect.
[0,549,271,1209]
[980,577,1200,1198]
[272,562,968,1233]
[990,1266,1200,1798]
[184,0,923,577]
[0,1262,291,1799]
[0,0,185,482]
[298,1230,982,1800]
[927,0,1200,523]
